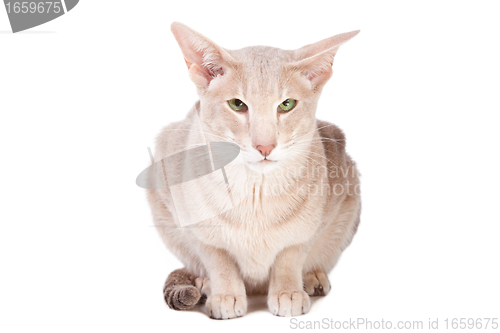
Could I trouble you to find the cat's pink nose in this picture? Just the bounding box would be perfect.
[256,145,275,157]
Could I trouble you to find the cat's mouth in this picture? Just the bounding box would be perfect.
[245,158,279,166]
[243,157,280,174]
[245,156,278,164]
[258,159,277,164]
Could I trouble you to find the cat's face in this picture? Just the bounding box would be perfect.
[171,23,358,174]
[197,46,320,174]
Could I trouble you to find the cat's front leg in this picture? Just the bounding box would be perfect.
[267,244,311,316]
[198,244,247,319]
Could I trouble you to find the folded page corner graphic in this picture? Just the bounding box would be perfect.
[3,0,79,33]
[64,0,78,12]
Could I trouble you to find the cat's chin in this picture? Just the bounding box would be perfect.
[246,159,280,174]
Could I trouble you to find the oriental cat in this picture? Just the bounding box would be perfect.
[147,22,361,319]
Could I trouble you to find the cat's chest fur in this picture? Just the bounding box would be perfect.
[192,178,325,282]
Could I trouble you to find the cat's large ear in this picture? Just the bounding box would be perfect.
[171,22,235,89]
[293,30,360,89]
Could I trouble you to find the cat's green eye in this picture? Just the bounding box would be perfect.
[278,99,297,112]
[228,99,248,112]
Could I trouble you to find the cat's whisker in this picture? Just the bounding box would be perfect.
[150,143,205,160]
[308,151,340,167]
[287,136,346,149]
[292,123,340,143]
[289,147,340,167]
[288,150,324,169]
[288,152,330,166]
[160,128,234,142]
[293,137,347,148]
[310,138,346,147]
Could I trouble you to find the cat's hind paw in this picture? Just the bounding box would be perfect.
[268,290,311,317]
[303,270,331,296]
[205,294,247,319]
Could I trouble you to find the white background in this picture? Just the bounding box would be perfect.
[1,1,499,332]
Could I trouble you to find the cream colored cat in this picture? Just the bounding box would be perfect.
[147,22,361,319]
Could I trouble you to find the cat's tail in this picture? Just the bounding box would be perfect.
[163,268,202,310]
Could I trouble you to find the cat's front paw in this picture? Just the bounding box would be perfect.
[206,294,247,319]
[268,290,311,317]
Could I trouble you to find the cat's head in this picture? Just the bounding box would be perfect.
[171,22,358,174]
